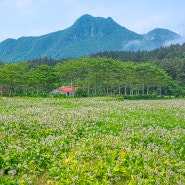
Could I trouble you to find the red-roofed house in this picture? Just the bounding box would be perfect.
[51,86,76,96]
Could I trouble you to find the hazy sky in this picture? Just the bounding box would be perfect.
[0,0,185,42]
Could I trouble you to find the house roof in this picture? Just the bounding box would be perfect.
[58,86,76,93]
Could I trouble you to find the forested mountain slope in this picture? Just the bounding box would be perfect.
[0,14,181,63]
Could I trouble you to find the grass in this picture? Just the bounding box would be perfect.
[0,97,185,184]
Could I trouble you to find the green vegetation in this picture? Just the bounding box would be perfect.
[0,14,180,63]
[92,43,185,90]
[0,97,185,184]
[0,57,182,97]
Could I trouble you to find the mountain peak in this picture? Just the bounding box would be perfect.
[71,14,124,39]
[0,14,182,62]
[144,28,181,43]
[74,14,94,23]
[73,14,121,27]
[147,28,179,35]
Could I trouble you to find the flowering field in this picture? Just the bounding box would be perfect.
[0,97,185,185]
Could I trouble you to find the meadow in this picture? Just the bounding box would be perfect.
[0,97,185,185]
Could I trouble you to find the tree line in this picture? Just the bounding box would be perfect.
[0,57,182,97]
[92,43,185,89]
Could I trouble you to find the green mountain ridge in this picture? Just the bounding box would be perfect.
[0,14,182,63]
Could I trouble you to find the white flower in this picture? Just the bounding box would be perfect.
[18,163,22,168]
[72,175,78,181]
[8,169,17,175]
[23,174,28,178]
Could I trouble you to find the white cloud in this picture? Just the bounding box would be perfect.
[16,0,32,8]
[2,0,32,8]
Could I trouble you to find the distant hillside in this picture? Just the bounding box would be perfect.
[0,14,182,63]
[92,43,185,62]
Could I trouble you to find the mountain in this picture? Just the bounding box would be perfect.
[0,14,182,63]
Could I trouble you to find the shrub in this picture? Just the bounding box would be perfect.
[74,88,87,98]
[123,94,158,100]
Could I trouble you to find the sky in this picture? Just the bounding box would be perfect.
[0,0,185,42]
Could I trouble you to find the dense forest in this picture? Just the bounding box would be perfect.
[92,43,185,89]
[0,57,183,97]
[0,43,184,97]
[92,43,185,62]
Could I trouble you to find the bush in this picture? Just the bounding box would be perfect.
[51,94,67,98]
[74,88,87,98]
[123,94,158,100]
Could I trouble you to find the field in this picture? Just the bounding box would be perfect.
[0,97,185,185]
